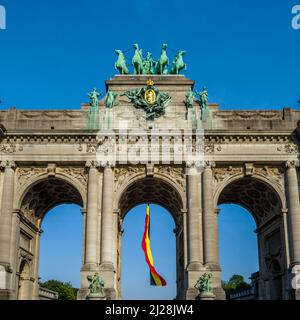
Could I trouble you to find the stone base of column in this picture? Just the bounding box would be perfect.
[87,293,106,300]
[99,263,117,300]
[185,268,226,300]
[196,292,216,300]
[79,265,101,300]
[0,289,14,300]
[77,288,90,300]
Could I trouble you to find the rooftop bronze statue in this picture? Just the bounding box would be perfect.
[170,50,187,74]
[132,43,144,75]
[143,52,155,75]
[115,49,129,75]
[152,44,169,75]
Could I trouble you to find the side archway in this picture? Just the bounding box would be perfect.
[215,174,288,300]
[15,175,85,300]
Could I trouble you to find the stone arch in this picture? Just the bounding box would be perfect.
[18,175,85,223]
[118,175,184,225]
[116,174,186,299]
[214,173,287,300]
[214,173,284,225]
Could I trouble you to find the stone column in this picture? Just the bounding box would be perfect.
[202,162,220,269]
[10,210,21,299]
[100,165,114,270]
[0,161,16,280]
[84,161,99,269]
[100,165,116,299]
[286,161,300,266]
[81,209,87,266]
[186,165,202,269]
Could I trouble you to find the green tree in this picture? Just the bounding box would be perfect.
[40,280,78,300]
[222,274,252,299]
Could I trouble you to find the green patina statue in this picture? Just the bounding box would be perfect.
[185,88,195,109]
[195,273,213,295]
[132,43,144,75]
[115,49,129,75]
[105,89,118,109]
[121,79,171,120]
[152,43,169,75]
[143,52,155,75]
[195,87,209,120]
[170,50,187,74]
[87,273,105,295]
[114,44,187,75]
[87,88,101,129]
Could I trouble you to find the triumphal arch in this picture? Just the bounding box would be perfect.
[0,45,300,300]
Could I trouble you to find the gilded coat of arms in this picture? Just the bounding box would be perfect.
[121,80,171,120]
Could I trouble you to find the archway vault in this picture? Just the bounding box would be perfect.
[19,176,84,223]
[215,175,284,226]
[118,176,184,225]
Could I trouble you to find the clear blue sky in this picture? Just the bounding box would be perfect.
[0,0,299,109]
[39,203,258,299]
[1,0,297,299]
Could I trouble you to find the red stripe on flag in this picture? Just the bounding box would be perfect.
[141,204,167,287]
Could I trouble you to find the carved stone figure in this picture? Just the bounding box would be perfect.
[115,49,129,75]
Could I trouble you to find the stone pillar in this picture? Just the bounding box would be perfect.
[100,165,114,268]
[84,161,99,269]
[202,162,219,269]
[286,161,300,266]
[100,165,116,299]
[286,161,300,300]
[202,162,225,300]
[186,166,202,269]
[185,165,203,300]
[10,210,21,299]
[0,161,16,296]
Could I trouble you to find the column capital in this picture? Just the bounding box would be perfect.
[204,161,216,169]
[286,160,300,169]
[281,208,288,215]
[85,161,101,169]
[186,160,203,169]
[0,160,16,170]
[100,161,115,169]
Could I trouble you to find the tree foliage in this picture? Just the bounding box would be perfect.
[222,274,252,299]
[40,280,78,300]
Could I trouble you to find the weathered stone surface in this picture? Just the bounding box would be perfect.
[0,75,299,300]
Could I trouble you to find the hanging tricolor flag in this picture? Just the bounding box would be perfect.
[141,204,167,287]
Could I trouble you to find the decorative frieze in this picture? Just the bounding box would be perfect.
[114,165,145,193]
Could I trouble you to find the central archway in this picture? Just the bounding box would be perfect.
[215,174,288,300]
[117,176,185,300]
